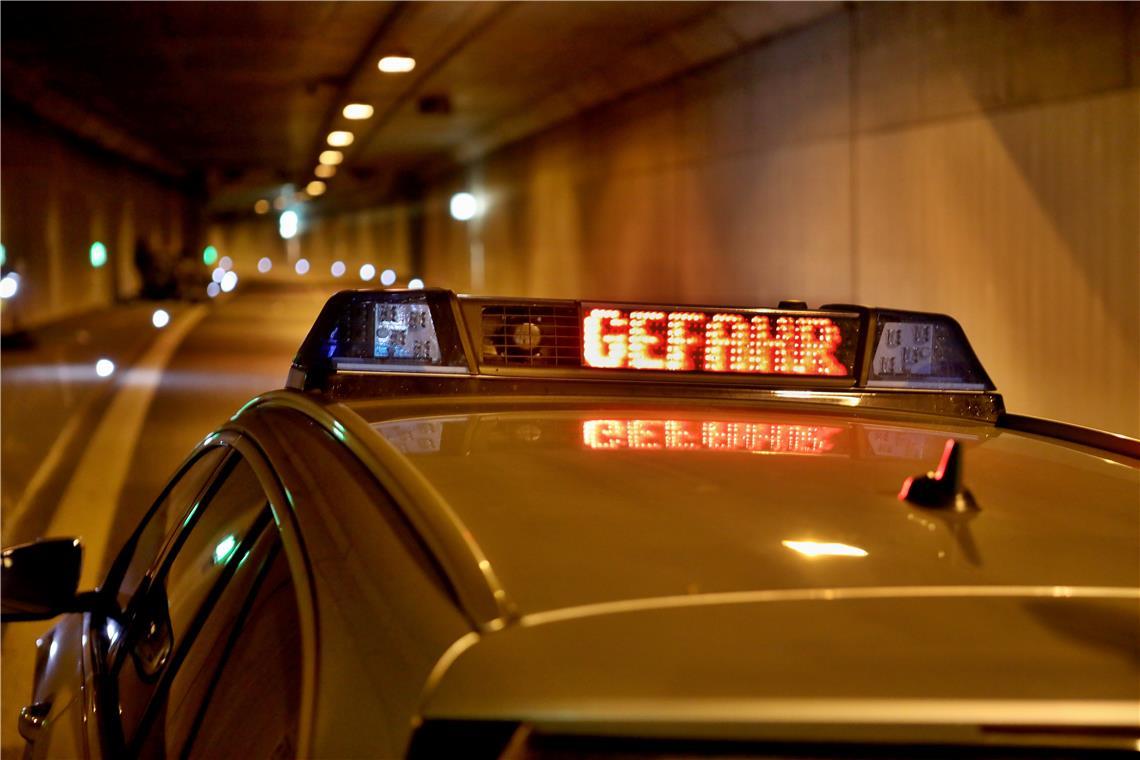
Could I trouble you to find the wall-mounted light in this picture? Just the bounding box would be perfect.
[0,273,19,299]
[257,257,272,273]
[314,164,336,179]
[327,131,354,148]
[343,103,374,120]
[89,241,108,268]
[378,55,415,73]
[379,268,397,286]
[359,264,376,281]
[407,277,424,289]
[331,261,346,278]
[449,192,479,221]
[279,210,299,240]
[319,150,344,166]
[306,181,326,197]
[254,199,270,215]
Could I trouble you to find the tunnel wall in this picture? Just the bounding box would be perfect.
[418,3,1139,436]
[0,109,192,330]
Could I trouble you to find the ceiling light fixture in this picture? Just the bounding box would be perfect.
[327,131,354,147]
[342,103,374,120]
[319,150,344,166]
[378,55,415,73]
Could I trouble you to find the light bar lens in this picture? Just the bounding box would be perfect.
[296,290,468,380]
[582,305,858,377]
[867,313,989,390]
[374,301,441,362]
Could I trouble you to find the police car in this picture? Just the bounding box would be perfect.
[4,289,1138,758]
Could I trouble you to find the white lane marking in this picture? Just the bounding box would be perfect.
[4,404,88,535]
[46,305,208,589]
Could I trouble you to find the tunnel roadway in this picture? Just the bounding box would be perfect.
[1,282,335,758]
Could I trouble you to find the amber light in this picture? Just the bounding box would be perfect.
[582,419,842,454]
[582,307,847,376]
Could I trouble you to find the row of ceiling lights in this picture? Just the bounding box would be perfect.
[252,55,417,217]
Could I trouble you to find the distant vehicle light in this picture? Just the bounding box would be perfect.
[581,306,851,376]
[331,261,346,278]
[327,131,354,148]
[380,269,397,286]
[314,164,336,179]
[359,264,376,281]
[253,199,270,215]
[151,309,170,329]
[206,282,221,298]
[279,210,299,240]
[378,55,415,73]
[318,150,343,166]
[781,540,868,558]
[407,278,424,290]
[306,181,326,197]
[449,192,478,221]
[95,359,115,378]
[89,242,108,268]
[220,271,238,293]
[0,274,19,299]
[257,257,272,273]
[343,103,374,120]
[295,258,310,275]
[202,245,219,266]
[211,267,226,283]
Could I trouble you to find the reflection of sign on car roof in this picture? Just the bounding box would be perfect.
[376,420,445,453]
[582,419,844,455]
[863,425,979,460]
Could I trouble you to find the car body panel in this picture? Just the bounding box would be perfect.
[356,403,1138,618]
[421,594,1139,732]
[23,613,90,759]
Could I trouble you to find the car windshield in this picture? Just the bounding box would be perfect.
[366,404,1139,615]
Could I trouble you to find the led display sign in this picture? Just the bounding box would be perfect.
[581,306,857,376]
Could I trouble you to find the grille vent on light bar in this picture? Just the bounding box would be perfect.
[480,304,581,367]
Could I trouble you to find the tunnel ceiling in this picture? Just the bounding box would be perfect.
[1,1,838,217]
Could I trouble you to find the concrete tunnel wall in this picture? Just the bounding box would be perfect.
[0,108,194,330]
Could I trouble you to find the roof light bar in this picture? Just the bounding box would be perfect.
[288,290,995,404]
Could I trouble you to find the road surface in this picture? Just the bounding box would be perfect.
[1,282,334,758]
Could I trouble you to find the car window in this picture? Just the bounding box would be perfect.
[182,539,302,759]
[133,523,285,757]
[110,446,227,612]
[113,454,269,747]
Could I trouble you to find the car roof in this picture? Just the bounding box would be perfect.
[343,396,1138,619]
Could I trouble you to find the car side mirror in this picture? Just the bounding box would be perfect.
[1,538,85,622]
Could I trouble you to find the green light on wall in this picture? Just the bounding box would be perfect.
[89,242,108,268]
[202,245,219,266]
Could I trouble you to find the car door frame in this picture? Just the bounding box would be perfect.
[80,428,318,759]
